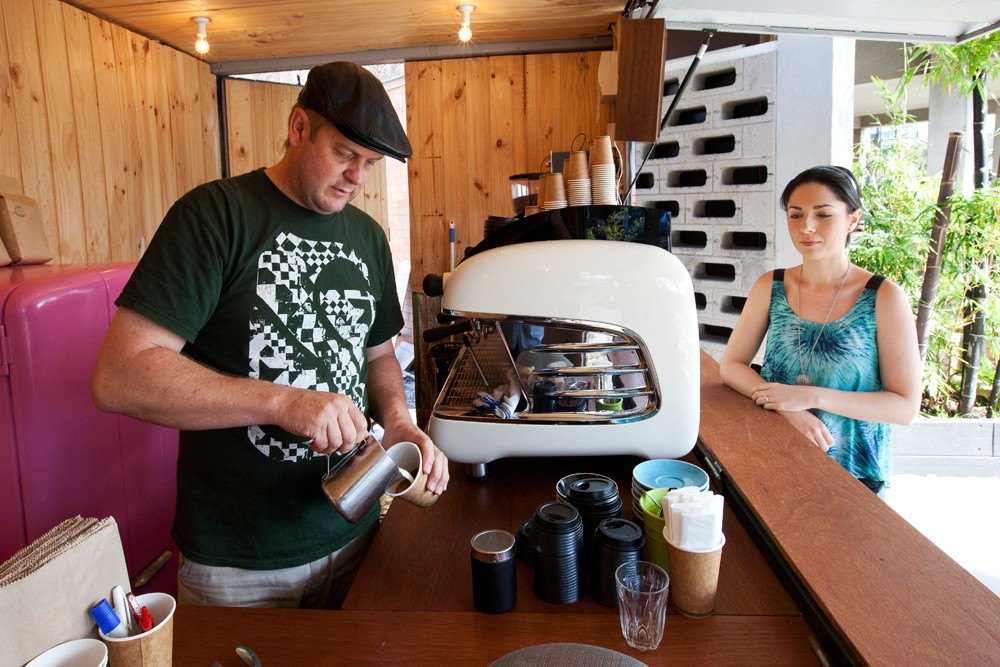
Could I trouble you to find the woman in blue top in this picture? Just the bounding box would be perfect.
[720,165,921,494]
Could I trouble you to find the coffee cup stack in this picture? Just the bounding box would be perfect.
[531,501,583,604]
[565,151,592,207]
[557,473,623,565]
[590,136,619,205]
[589,518,644,607]
[540,173,567,210]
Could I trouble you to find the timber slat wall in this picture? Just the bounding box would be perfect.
[0,0,219,264]
[404,52,612,283]
[224,78,390,232]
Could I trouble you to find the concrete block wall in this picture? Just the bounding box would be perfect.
[634,43,778,359]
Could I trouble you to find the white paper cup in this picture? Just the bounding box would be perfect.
[98,592,175,667]
[385,441,438,508]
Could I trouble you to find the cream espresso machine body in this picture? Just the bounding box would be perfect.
[427,240,700,467]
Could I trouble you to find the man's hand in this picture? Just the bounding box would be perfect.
[274,387,369,455]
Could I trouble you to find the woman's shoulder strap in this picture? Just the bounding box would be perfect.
[865,274,886,291]
[773,268,785,282]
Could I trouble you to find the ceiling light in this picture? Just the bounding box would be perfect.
[192,16,211,55]
[457,4,474,43]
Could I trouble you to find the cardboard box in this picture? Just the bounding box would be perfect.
[0,192,53,265]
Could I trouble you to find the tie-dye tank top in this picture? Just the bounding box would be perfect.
[760,269,890,482]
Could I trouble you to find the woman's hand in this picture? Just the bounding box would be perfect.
[750,382,832,451]
[777,410,834,451]
[751,382,816,412]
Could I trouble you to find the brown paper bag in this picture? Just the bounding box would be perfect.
[0,517,130,666]
[0,192,53,264]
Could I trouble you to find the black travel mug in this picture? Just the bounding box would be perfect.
[471,529,517,614]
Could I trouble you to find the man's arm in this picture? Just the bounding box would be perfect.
[92,307,368,454]
[365,341,449,494]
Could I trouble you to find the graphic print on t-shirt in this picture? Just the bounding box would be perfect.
[247,232,375,461]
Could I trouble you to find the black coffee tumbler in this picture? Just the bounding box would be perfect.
[471,529,517,614]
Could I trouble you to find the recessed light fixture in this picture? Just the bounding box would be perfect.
[192,16,211,55]
[457,4,474,43]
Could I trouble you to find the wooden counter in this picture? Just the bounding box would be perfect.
[171,351,1000,665]
[173,607,815,665]
[344,455,799,618]
[696,351,1000,664]
[339,455,815,664]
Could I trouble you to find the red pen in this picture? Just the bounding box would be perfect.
[139,606,154,632]
[125,592,143,626]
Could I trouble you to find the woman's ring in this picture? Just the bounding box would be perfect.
[764,396,770,403]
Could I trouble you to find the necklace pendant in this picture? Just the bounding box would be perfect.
[795,374,812,386]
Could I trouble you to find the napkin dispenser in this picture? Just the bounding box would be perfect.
[426,239,699,468]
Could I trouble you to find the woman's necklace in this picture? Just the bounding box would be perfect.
[795,264,851,386]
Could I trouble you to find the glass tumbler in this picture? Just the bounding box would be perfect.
[614,560,670,651]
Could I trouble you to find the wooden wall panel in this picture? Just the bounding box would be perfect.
[223,77,390,233]
[62,5,110,262]
[4,0,57,252]
[405,51,612,283]
[34,0,85,263]
[0,3,21,188]
[111,26,143,260]
[0,0,220,264]
[88,13,129,262]
[225,79,255,177]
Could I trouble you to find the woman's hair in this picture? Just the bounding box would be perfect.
[779,165,862,212]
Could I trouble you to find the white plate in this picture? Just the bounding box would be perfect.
[26,638,108,667]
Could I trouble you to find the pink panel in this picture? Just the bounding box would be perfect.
[6,268,130,548]
[0,265,72,562]
[2,264,178,594]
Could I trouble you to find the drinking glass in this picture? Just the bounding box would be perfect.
[614,560,669,651]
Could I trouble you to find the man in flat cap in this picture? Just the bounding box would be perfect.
[93,62,448,608]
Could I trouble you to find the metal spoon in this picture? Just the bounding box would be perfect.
[235,645,262,667]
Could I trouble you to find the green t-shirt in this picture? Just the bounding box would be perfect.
[117,169,403,569]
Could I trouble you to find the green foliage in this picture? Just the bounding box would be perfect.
[586,207,640,242]
[907,33,1000,99]
[852,78,937,298]
[852,66,1000,416]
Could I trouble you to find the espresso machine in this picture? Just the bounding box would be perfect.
[425,239,700,474]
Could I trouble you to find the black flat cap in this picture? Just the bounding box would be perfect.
[297,62,412,161]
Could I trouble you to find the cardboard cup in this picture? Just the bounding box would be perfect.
[546,172,566,204]
[566,151,589,180]
[385,441,438,508]
[98,592,175,666]
[591,135,614,166]
[537,174,549,207]
[664,534,725,618]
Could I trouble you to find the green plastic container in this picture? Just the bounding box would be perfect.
[639,488,672,571]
